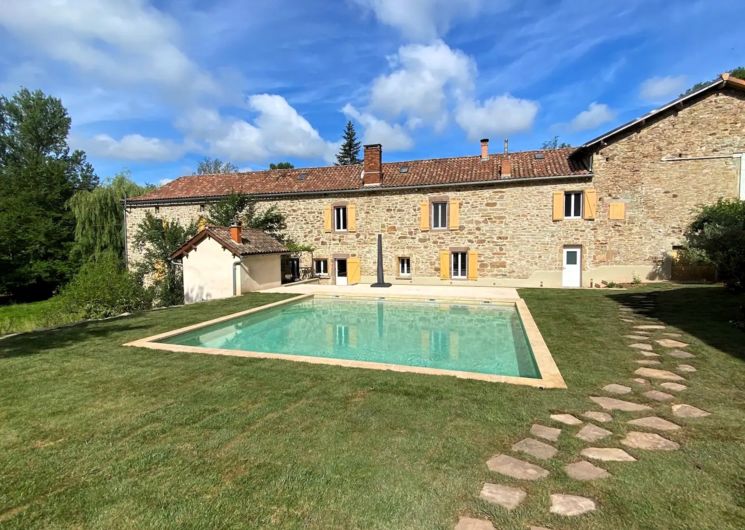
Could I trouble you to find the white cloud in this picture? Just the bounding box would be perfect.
[455,95,539,140]
[639,75,688,102]
[342,104,413,151]
[370,40,475,130]
[569,102,615,131]
[80,134,186,162]
[353,0,487,40]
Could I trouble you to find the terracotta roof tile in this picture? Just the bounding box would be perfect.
[170,226,287,260]
[132,148,589,203]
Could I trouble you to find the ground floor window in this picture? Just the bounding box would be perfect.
[399,257,411,276]
[314,258,328,276]
[451,251,467,279]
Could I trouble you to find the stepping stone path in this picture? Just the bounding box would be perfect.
[628,416,681,432]
[590,396,651,412]
[621,318,634,323]
[635,367,686,381]
[455,517,494,530]
[564,460,611,481]
[603,383,632,395]
[512,438,558,460]
[656,338,688,348]
[672,404,710,418]
[631,378,649,385]
[642,390,675,402]
[662,332,682,337]
[660,382,687,392]
[582,411,612,423]
[667,349,695,359]
[677,364,697,373]
[635,325,666,330]
[625,334,651,340]
[530,423,561,442]
[637,350,661,358]
[581,447,636,462]
[487,454,549,480]
[550,413,582,426]
[629,342,654,351]
[576,423,613,442]
[635,359,661,365]
[621,431,680,451]
[549,494,596,516]
[479,483,526,511]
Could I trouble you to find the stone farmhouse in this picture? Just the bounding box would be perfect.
[125,74,745,299]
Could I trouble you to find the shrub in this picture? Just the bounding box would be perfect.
[685,199,745,292]
[58,252,151,319]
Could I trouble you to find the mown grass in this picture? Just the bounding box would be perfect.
[0,287,743,529]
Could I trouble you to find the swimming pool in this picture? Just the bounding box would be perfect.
[127,295,564,387]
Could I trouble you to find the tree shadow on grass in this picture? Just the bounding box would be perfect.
[609,286,745,361]
[0,316,151,359]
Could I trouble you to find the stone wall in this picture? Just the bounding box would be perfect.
[125,89,745,287]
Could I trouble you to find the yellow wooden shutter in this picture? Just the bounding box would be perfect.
[583,189,597,220]
[420,202,430,231]
[609,202,626,220]
[448,199,460,230]
[323,206,332,232]
[467,250,478,280]
[552,191,564,221]
[439,250,450,279]
[347,256,361,285]
[347,204,357,232]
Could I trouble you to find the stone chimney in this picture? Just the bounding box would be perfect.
[229,218,242,243]
[480,138,489,160]
[363,144,382,186]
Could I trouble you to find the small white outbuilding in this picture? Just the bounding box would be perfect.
[170,223,287,304]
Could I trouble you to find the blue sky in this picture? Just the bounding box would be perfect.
[1,0,742,185]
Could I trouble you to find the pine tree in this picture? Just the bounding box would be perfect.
[336,121,361,165]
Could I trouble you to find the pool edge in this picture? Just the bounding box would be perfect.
[124,293,566,389]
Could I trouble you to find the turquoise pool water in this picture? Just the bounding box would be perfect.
[159,297,540,378]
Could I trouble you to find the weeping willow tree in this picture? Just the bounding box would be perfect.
[68,172,153,261]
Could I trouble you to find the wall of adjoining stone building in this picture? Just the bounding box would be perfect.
[125,89,744,288]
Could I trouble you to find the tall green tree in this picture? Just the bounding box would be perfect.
[194,157,238,174]
[0,88,97,299]
[68,171,153,261]
[205,192,287,239]
[269,162,294,169]
[335,121,361,165]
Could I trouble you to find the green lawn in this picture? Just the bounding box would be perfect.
[1,287,744,529]
[0,299,72,336]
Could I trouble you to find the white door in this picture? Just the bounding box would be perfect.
[335,259,348,286]
[562,247,581,287]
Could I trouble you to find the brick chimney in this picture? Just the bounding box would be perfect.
[229,218,242,243]
[501,137,511,177]
[363,144,382,186]
[480,138,489,160]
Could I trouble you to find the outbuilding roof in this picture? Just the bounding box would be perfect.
[170,226,287,260]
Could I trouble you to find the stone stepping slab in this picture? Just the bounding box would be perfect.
[549,494,596,516]
[621,431,680,451]
[635,367,686,381]
[637,350,661,358]
[625,334,651,340]
[455,516,494,530]
[656,338,689,348]
[631,378,650,385]
[628,416,681,431]
[662,332,682,337]
[550,413,582,426]
[629,342,654,351]
[581,447,637,462]
[530,423,561,442]
[512,438,558,460]
[621,318,634,323]
[667,349,695,359]
[603,383,632,395]
[590,396,651,412]
[642,390,675,402]
[576,423,613,442]
[564,460,611,481]
[635,325,666,330]
[635,359,661,365]
[479,483,526,511]
[659,382,687,392]
[672,404,710,418]
[582,411,612,423]
[677,364,697,373]
[487,454,549,480]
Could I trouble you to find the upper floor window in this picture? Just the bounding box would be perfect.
[432,202,448,229]
[334,206,347,231]
[564,191,582,219]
